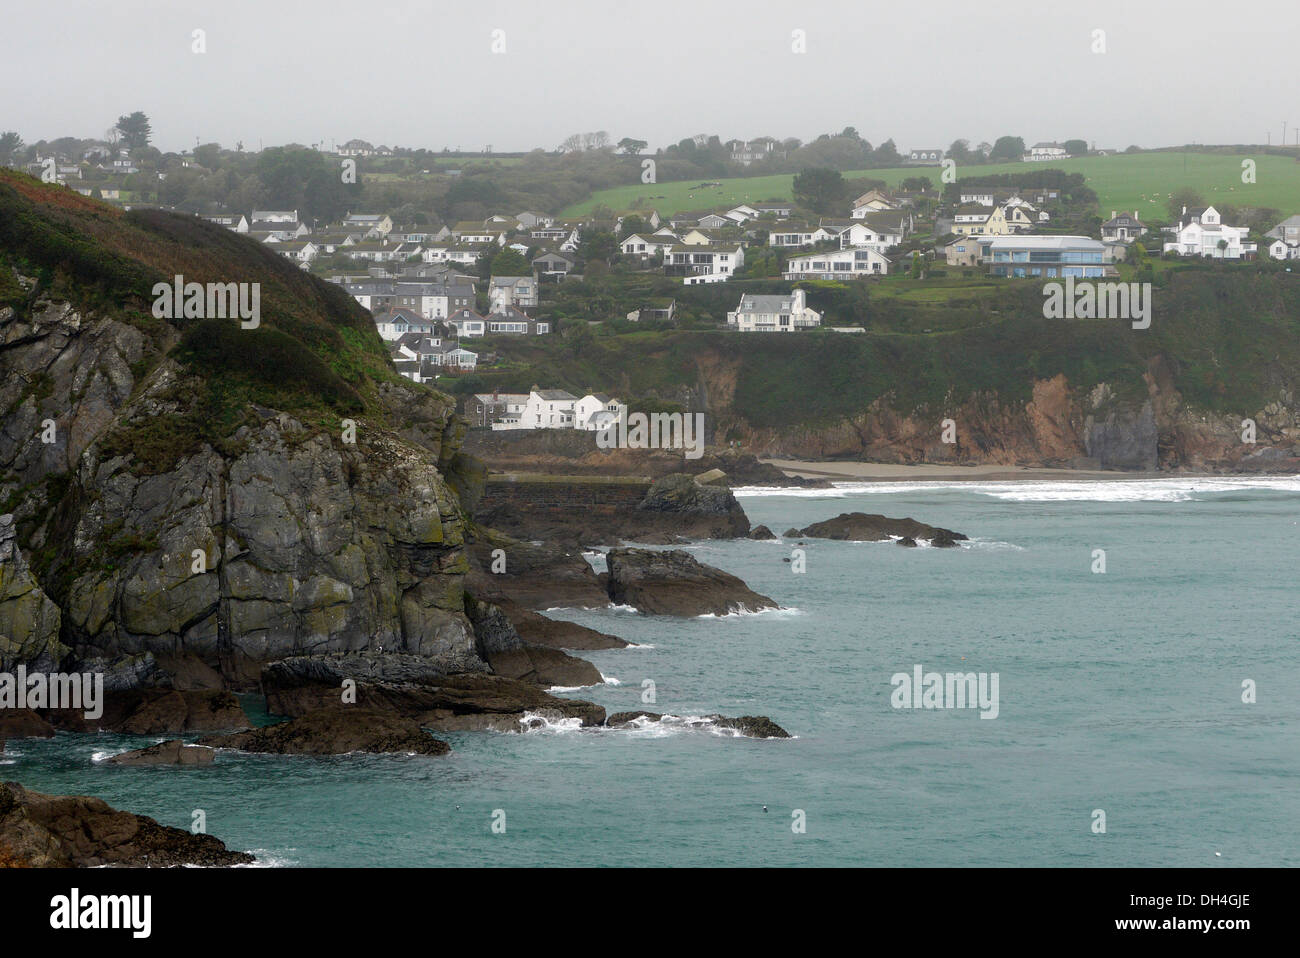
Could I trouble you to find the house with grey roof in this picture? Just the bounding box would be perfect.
[726,288,822,332]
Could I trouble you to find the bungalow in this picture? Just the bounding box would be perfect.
[202,213,249,232]
[783,246,889,280]
[695,213,732,229]
[251,220,310,240]
[445,347,478,370]
[1267,238,1300,260]
[486,306,550,335]
[663,244,744,284]
[959,190,995,206]
[530,224,570,240]
[488,276,538,310]
[906,148,943,165]
[753,203,794,218]
[251,209,299,224]
[515,211,554,229]
[1101,211,1145,244]
[977,235,1106,278]
[727,288,823,331]
[279,240,318,263]
[768,224,837,247]
[451,222,508,245]
[1162,206,1255,259]
[343,213,393,235]
[374,307,441,340]
[533,250,576,277]
[725,204,761,224]
[626,299,676,323]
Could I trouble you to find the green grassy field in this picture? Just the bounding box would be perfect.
[562,152,1300,222]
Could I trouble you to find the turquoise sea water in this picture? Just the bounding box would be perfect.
[6,476,1298,866]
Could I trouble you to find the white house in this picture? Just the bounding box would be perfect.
[768,225,836,247]
[522,388,578,429]
[374,308,441,341]
[663,244,744,284]
[620,234,675,257]
[783,246,890,280]
[726,288,823,331]
[838,222,901,252]
[1265,215,1300,258]
[573,393,627,431]
[1162,206,1255,259]
[1024,142,1069,161]
[251,209,299,224]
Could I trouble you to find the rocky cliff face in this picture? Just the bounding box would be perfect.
[0,179,496,690]
[705,365,1300,472]
[1,287,481,687]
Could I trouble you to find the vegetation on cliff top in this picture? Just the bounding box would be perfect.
[468,265,1300,429]
[0,171,426,463]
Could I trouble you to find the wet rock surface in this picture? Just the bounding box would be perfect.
[789,512,967,545]
[605,548,779,616]
[0,780,254,867]
[199,708,451,756]
[107,739,216,766]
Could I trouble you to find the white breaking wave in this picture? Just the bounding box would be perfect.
[737,475,1300,502]
[518,711,586,734]
[602,674,622,686]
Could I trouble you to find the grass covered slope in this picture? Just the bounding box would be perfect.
[563,151,1300,221]
[0,170,402,441]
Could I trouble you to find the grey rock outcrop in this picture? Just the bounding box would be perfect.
[0,514,65,671]
[605,547,778,616]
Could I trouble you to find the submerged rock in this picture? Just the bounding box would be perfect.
[606,711,790,739]
[790,512,967,544]
[0,781,253,867]
[604,547,778,616]
[107,739,215,766]
[199,708,450,756]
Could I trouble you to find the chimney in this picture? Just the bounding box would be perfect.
[1110,211,1116,219]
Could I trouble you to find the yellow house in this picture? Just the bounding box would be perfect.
[953,204,1010,236]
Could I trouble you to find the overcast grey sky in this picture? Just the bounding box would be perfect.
[5,0,1297,153]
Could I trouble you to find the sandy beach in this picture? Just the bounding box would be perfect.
[761,459,1167,483]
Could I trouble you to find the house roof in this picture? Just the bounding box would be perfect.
[736,293,804,312]
[534,389,577,401]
